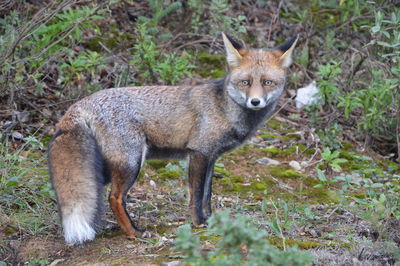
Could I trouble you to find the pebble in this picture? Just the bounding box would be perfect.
[256,157,280,165]
[289,160,301,171]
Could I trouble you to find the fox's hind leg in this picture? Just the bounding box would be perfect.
[107,144,146,239]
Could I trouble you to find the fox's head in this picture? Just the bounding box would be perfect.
[222,33,298,110]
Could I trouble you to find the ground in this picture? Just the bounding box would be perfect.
[1,115,399,265]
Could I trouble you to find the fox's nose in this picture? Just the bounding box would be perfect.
[250,98,261,106]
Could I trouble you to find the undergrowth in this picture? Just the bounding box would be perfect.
[174,210,313,266]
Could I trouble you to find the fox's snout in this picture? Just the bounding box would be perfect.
[247,97,266,109]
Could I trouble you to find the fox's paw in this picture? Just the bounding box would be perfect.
[192,216,208,228]
[193,223,207,228]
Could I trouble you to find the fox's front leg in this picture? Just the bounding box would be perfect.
[188,151,210,226]
[202,160,215,218]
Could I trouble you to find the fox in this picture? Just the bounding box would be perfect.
[48,33,299,244]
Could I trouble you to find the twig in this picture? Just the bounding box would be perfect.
[397,92,400,164]
[174,38,212,51]
[266,0,283,43]
[0,0,77,65]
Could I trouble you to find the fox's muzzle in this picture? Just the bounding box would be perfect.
[246,97,266,110]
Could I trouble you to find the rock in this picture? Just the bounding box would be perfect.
[149,180,157,188]
[12,131,23,139]
[289,160,301,171]
[163,261,183,266]
[256,157,280,165]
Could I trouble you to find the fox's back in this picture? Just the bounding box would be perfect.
[56,84,218,150]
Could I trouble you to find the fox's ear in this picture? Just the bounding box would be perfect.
[278,35,299,68]
[222,32,243,68]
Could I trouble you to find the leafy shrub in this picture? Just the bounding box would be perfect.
[130,23,194,85]
[188,0,247,37]
[174,210,313,265]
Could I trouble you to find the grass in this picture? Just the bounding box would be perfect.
[0,136,57,237]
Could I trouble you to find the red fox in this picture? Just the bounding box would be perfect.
[48,33,298,244]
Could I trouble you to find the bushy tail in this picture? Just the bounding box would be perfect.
[48,129,106,244]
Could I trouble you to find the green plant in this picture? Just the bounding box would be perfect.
[130,23,194,85]
[59,50,107,92]
[319,148,348,172]
[174,210,313,265]
[0,4,106,99]
[188,0,246,37]
[262,200,292,250]
[0,136,56,235]
[138,0,182,38]
[316,123,343,150]
[315,60,342,106]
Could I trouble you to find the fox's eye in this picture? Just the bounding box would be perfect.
[241,80,250,86]
[263,80,273,86]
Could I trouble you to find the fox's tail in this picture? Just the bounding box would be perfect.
[48,128,107,244]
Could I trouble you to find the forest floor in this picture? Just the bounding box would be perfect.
[1,1,399,265]
[2,113,400,265]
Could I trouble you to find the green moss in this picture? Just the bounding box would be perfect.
[232,145,251,156]
[265,119,285,130]
[156,167,166,173]
[197,51,226,79]
[348,192,366,199]
[217,176,249,193]
[244,204,261,211]
[260,133,301,141]
[252,182,268,191]
[305,188,339,203]
[260,133,280,140]
[304,177,320,187]
[381,160,400,172]
[261,144,312,158]
[285,134,302,140]
[261,147,281,157]
[268,165,305,179]
[146,159,169,170]
[158,170,181,179]
[268,236,322,249]
[261,176,276,187]
[214,167,231,176]
[342,142,354,150]
[339,151,358,161]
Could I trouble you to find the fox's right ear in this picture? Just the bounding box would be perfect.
[222,32,243,68]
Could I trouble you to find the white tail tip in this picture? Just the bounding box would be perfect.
[63,210,96,244]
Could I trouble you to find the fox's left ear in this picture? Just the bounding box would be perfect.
[278,35,299,68]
